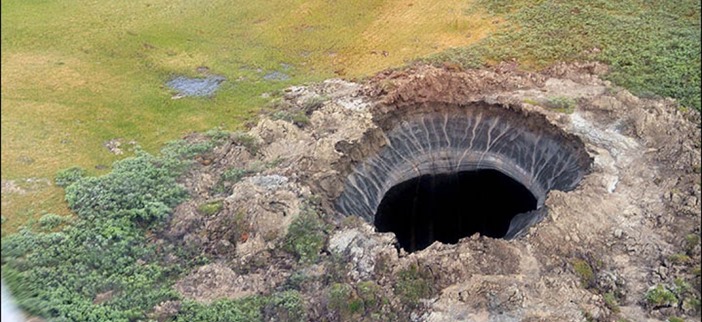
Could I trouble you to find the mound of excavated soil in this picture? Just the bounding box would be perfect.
[159,62,700,321]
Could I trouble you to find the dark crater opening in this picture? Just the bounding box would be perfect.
[333,102,592,254]
[375,169,537,252]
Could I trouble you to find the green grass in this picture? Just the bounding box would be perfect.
[2,0,498,232]
[428,0,701,111]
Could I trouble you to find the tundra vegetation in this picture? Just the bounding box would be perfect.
[1,0,700,320]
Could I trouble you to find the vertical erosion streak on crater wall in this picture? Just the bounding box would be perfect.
[334,102,591,241]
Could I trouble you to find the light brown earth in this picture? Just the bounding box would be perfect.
[160,63,700,321]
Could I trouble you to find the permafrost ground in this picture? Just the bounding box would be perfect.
[158,62,700,321]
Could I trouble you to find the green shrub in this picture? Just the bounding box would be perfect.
[222,168,253,183]
[175,297,266,322]
[395,264,434,308]
[161,139,215,161]
[682,296,701,314]
[2,146,196,321]
[684,233,700,253]
[327,283,363,319]
[197,200,223,216]
[673,277,701,314]
[301,95,328,113]
[357,281,382,309]
[64,152,188,224]
[160,128,230,161]
[645,284,678,308]
[668,317,685,322]
[37,213,70,230]
[271,110,310,127]
[204,127,231,142]
[571,258,596,288]
[583,310,596,322]
[233,133,260,155]
[668,253,692,265]
[283,207,325,264]
[55,166,87,187]
[211,167,255,196]
[674,278,692,295]
[544,96,576,113]
[603,292,620,313]
[263,290,307,322]
[283,272,308,291]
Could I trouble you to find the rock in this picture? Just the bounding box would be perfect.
[174,263,280,303]
[149,300,182,322]
[614,229,623,239]
[93,290,115,304]
[103,138,123,155]
[248,175,288,190]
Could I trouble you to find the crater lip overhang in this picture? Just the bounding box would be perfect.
[333,101,593,237]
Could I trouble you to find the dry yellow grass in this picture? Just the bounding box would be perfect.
[343,0,497,76]
[1,0,497,233]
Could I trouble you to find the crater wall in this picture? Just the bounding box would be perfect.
[334,102,592,237]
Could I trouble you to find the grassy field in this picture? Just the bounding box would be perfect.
[2,0,700,233]
[1,0,496,233]
[428,0,701,110]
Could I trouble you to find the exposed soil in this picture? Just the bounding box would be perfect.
[159,62,700,321]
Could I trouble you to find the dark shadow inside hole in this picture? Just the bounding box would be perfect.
[374,169,537,253]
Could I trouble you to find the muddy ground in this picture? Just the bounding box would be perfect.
[157,62,700,322]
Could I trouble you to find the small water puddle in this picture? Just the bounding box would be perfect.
[166,75,226,98]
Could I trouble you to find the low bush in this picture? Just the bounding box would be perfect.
[0,138,223,321]
[271,110,310,127]
[327,283,363,319]
[394,264,435,308]
[54,166,87,188]
[263,290,307,322]
[197,200,223,216]
[544,96,576,114]
[232,133,260,155]
[571,258,596,289]
[175,297,267,322]
[603,292,620,313]
[645,284,678,308]
[37,213,70,230]
[283,206,326,264]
